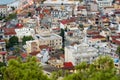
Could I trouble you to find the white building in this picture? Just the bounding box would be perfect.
[0,0,33,13]
[0,40,6,51]
[117,23,120,33]
[37,49,50,63]
[15,27,35,40]
[0,5,7,15]
[65,43,98,65]
[44,0,79,4]
[96,0,113,8]
[7,0,20,12]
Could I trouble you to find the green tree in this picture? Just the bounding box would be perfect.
[22,36,34,45]
[5,13,17,21]
[60,29,65,48]
[116,46,120,59]
[78,24,84,31]
[50,70,63,80]
[116,46,120,74]
[75,0,83,3]
[9,36,19,47]
[64,56,119,80]
[13,46,21,56]
[11,7,15,11]
[1,57,51,80]
[28,12,32,17]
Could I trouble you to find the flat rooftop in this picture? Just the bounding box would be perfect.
[35,34,62,40]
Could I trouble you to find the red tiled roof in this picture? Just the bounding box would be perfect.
[101,16,107,19]
[60,17,76,25]
[39,45,53,51]
[21,53,27,58]
[29,51,40,56]
[4,28,16,35]
[67,31,73,34]
[52,28,61,31]
[16,23,23,28]
[87,31,99,35]
[0,51,7,55]
[39,13,44,18]
[0,40,5,42]
[0,5,7,8]
[7,56,17,61]
[111,35,120,39]
[43,9,50,14]
[63,62,74,69]
[92,35,105,39]
[112,39,120,45]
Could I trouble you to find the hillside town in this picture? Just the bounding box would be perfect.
[0,0,120,79]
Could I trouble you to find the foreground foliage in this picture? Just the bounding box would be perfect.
[1,57,50,80]
[1,56,119,80]
[64,56,119,80]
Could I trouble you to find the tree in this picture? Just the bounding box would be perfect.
[9,36,19,47]
[78,24,84,31]
[28,12,32,17]
[64,56,119,80]
[13,46,21,56]
[22,36,34,45]
[5,13,17,21]
[116,46,120,59]
[0,62,5,80]
[116,46,120,74]
[33,0,46,4]
[11,7,15,11]
[75,0,83,3]
[60,29,65,48]
[1,57,51,80]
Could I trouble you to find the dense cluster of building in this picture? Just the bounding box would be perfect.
[0,0,120,73]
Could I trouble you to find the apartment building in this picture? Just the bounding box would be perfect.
[0,40,6,52]
[65,43,98,65]
[34,33,62,49]
[96,0,113,8]
[0,5,7,15]
[15,27,35,41]
[26,40,40,54]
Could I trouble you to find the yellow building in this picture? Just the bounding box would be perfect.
[35,33,62,49]
[26,40,40,54]
[114,3,120,9]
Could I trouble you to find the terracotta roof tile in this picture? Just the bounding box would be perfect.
[16,23,23,28]
[63,62,74,69]
[29,51,40,56]
[0,51,7,55]
[21,53,27,58]
[60,17,76,25]
[112,39,120,45]
[39,13,44,18]
[92,35,105,39]
[4,28,16,35]
[0,40,5,42]
[39,45,53,51]
[7,56,17,61]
